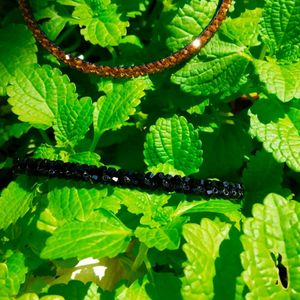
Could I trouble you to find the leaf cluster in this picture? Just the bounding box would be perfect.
[0,0,300,299]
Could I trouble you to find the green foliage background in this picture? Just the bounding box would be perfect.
[0,0,300,299]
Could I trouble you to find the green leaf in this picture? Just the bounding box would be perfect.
[277,44,300,63]
[93,78,149,146]
[37,207,58,234]
[41,209,132,259]
[68,152,101,165]
[109,188,171,227]
[116,275,150,300]
[72,0,129,46]
[40,296,64,300]
[241,194,300,298]
[17,293,39,300]
[174,199,241,217]
[254,59,300,102]
[0,119,31,147]
[181,219,231,300]
[146,272,182,300]
[213,227,244,300]
[135,217,187,251]
[36,5,68,40]
[8,65,54,129]
[0,252,28,298]
[249,98,300,172]
[53,96,93,147]
[199,124,252,178]
[8,64,93,146]
[221,8,262,47]
[48,281,101,300]
[187,99,210,115]
[39,178,119,233]
[0,177,36,230]
[166,0,218,51]
[144,115,202,175]
[242,150,288,214]
[0,24,37,96]
[117,0,151,18]
[260,0,300,60]
[147,162,185,177]
[8,65,77,130]
[57,0,81,5]
[46,179,118,225]
[34,144,63,160]
[171,39,249,97]
[109,189,186,250]
[116,272,182,300]
[33,147,101,166]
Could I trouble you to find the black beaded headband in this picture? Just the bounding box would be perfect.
[18,0,232,78]
[13,158,244,200]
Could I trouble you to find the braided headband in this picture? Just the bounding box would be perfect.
[14,158,244,200]
[18,0,232,78]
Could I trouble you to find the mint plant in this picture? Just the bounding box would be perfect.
[0,0,300,299]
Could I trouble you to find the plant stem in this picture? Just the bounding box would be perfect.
[39,130,52,145]
[107,46,118,61]
[56,26,74,46]
[89,133,101,152]
[258,45,268,60]
[132,243,149,272]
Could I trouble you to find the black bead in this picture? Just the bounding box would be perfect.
[229,188,238,198]
[101,167,121,185]
[97,166,107,177]
[27,158,38,171]
[77,164,91,181]
[53,160,65,177]
[153,172,165,188]
[37,159,51,175]
[145,172,155,182]
[87,166,100,183]
[105,167,119,185]
[223,181,229,188]
[222,188,230,197]
[116,169,131,186]
[162,174,174,191]
[98,167,110,184]
[182,176,191,184]
[63,162,78,178]
[235,183,244,198]
[30,158,42,173]
[238,190,244,199]
[191,179,206,195]
[101,174,111,184]
[143,172,156,189]
[126,172,141,186]
[46,160,59,177]
[190,183,205,195]
[211,181,223,196]
[174,184,184,193]
[171,175,183,192]
[172,175,182,184]
[182,177,193,193]
[90,174,99,183]
[107,167,117,177]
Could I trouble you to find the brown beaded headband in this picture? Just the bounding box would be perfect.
[19,0,232,78]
